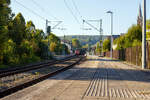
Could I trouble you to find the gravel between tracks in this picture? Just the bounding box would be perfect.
[0,57,79,92]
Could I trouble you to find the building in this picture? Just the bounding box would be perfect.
[137,4,143,27]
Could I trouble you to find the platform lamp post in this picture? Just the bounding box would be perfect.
[107,11,113,59]
[142,0,146,69]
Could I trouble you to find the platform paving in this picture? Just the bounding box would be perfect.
[1,55,150,100]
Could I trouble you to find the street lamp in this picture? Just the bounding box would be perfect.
[107,11,113,58]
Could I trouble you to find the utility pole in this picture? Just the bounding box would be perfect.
[142,0,146,69]
[45,19,63,59]
[63,35,66,55]
[46,19,50,59]
[83,19,103,55]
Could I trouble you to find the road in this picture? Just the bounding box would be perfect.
[1,55,150,100]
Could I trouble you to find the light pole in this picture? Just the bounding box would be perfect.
[142,0,146,69]
[107,11,113,58]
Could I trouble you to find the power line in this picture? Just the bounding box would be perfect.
[64,0,80,24]
[31,0,58,20]
[71,0,82,19]
[31,0,45,11]
[14,0,46,21]
[64,0,84,36]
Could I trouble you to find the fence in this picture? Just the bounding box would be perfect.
[104,42,150,69]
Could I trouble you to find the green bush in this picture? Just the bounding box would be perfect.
[20,40,33,55]
[103,39,110,52]
[20,54,40,64]
[114,24,142,50]
[3,39,17,64]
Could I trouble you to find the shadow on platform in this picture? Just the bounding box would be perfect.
[87,58,120,62]
[47,58,150,83]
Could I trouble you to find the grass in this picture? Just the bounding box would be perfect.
[0,64,9,69]
[0,58,42,69]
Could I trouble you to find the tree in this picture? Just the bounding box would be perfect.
[146,20,150,30]
[72,38,81,49]
[38,40,48,59]
[146,20,150,38]
[114,24,142,50]
[10,13,26,45]
[0,0,11,63]
[132,39,141,47]
[125,25,142,44]
[26,21,45,57]
[50,42,57,52]
[48,33,66,55]
[96,42,101,54]
[34,29,44,42]
[26,20,35,28]
[103,39,110,52]
[3,39,16,64]
[8,13,27,58]
[49,33,60,44]
[0,1,70,66]
[125,25,142,47]
[26,20,36,40]
[114,36,125,50]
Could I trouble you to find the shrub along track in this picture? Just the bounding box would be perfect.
[0,55,85,98]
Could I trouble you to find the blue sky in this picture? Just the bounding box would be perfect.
[10,0,150,36]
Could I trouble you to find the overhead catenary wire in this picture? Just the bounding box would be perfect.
[30,0,64,36]
[68,0,86,36]
[64,0,80,24]
[71,0,83,20]
[14,0,46,21]
[31,0,45,11]
[31,0,59,20]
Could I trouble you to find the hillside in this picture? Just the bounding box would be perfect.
[59,35,117,46]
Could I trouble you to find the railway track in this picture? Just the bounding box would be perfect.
[0,55,85,98]
[0,55,76,78]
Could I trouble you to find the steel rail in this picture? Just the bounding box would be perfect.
[0,55,76,78]
[0,55,85,98]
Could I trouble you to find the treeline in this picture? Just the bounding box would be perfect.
[0,0,68,67]
[113,20,150,50]
[94,24,142,55]
[114,25,142,50]
[60,35,102,46]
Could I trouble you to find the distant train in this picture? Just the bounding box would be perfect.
[75,49,86,55]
